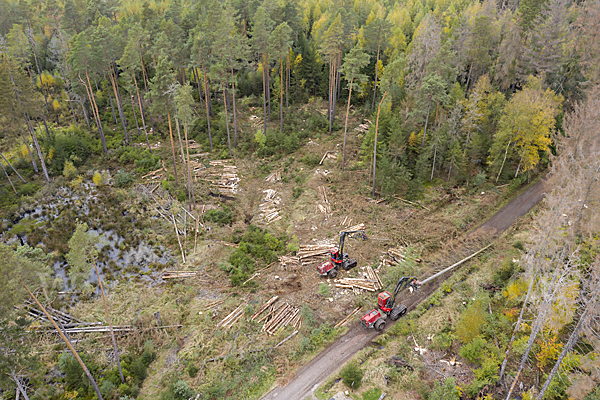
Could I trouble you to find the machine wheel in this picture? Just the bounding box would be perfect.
[328,269,338,279]
[390,305,408,321]
[375,319,386,331]
[343,259,357,271]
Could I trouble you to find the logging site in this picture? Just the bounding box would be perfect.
[2,1,600,400]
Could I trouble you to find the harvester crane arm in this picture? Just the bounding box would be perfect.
[336,229,366,260]
[386,276,420,309]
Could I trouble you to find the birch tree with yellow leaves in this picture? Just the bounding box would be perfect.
[491,76,562,182]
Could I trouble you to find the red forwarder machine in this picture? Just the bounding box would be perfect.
[361,276,421,331]
[316,229,367,279]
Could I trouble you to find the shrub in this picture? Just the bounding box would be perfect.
[362,388,383,400]
[300,153,320,168]
[173,379,194,400]
[430,377,461,400]
[63,160,78,179]
[292,186,304,199]
[115,170,135,187]
[459,336,492,364]
[455,298,487,343]
[203,206,233,225]
[340,361,363,390]
[187,364,199,378]
[493,259,519,287]
[318,282,330,297]
[513,241,525,251]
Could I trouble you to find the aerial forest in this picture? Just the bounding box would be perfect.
[0,0,599,399]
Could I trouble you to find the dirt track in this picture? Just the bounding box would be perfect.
[261,178,547,400]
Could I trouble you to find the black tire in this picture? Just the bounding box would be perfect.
[328,269,338,279]
[375,319,386,331]
[343,259,357,270]
[390,305,407,321]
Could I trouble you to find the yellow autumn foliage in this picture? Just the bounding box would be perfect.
[502,279,529,303]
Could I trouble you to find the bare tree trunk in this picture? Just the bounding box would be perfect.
[108,69,128,143]
[228,63,238,146]
[536,287,599,400]
[23,284,104,400]
[266,53,271,122]
[505,270,560,400]
[10,373,30,400]
[193,67,205,119]
[19,129,38,173]
[422,101,432,148]
[200,58,213,149]
[223,82,233,157]
[280,59,284,133]
[342,77,354,172]
[93,261,125,383]
[130,95,140,136]
[132,74,152,153]
[371,44,381,112]
[496,139,512,183]
[109,94,117,124]
[184,122,194,211]
[0,157,17,194]
[85,70,107,154]
[167,109,179,184]
[262,55,268,134]
[372,91,387,198]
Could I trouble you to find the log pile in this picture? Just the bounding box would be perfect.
[251,296,301,335]
[279,255,300,268]
[201,160,240,194]
[340,223,365,234]
[316,185,331,214]
[141,163,166,181]
[259,189,282,224]
[297,243,335,265]
[354,120,371,133]
[380,247,418,267]
[264,171,281,182]
[162,271,197,279]
[189,159,206,180]
[319,151,337,165]
[334,307,362,328]
[25,301,84,326]
[216,302,246,329]
[335,266,382,292]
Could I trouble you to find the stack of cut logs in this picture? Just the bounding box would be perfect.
[264,171,281,182]
[25,301,82,325]
[216,302,246,329]
[334,307,362,328]
[317,185,331,214]
[381,247,407,267]
[141,164,166,181]
[162,271,197,279]
[296,243,335,265]
[25,302,136,334]
[278,255,300,268]
[249,115,263,128]
[205,160,240,194]
[259,189,282,224]
[340,223,365,234]
[335,266,382,292]
[189,159,206,181]
[251,296,301,335]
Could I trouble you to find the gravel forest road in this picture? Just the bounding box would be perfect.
[261,178,547,400]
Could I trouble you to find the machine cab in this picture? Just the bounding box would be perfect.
[378,291,393,312]
[330,247,342,263]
